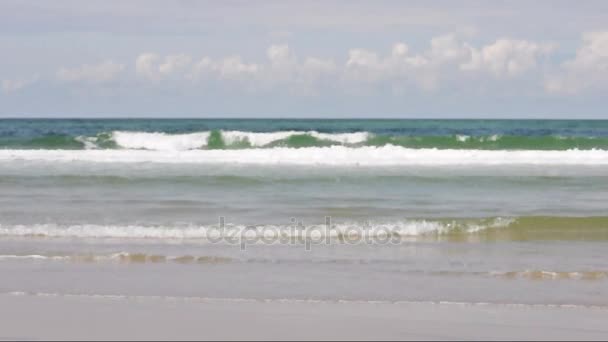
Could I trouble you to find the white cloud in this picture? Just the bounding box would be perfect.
[215,56,260,80]
[267,44,295,65]
[462,39,554,77]
[263,45,335,88]
[344,40,449,89]
[342,35,553,91]
[346,49,381,70]
[345,36,471,82]
[345,44,422,83]
[57,61,125,83]
[51,35,558,95]
[136,53,193,81]
[191,57,214,78]
[428,34,472,64]
[135,53,160,81]
[545,31,608,94]
[188,45,334,91]
[567,32,608,70]
[145,53,260,83]
[1,75,38,93]
[159,54,192,76]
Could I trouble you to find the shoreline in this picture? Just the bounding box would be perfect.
[1,294,607,340]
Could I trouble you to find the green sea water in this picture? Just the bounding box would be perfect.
[2,119,608,150]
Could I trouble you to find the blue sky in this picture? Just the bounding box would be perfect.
[1,0,608,118]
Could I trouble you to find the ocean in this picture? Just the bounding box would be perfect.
[1,119,607,306]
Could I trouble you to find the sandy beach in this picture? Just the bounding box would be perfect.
[1,294,607,340]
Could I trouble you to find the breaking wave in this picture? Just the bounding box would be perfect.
[1,217,606,242]
[3,130,608,151]
[0,218,513,240]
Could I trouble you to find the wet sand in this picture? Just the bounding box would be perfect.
[1,294,607,340]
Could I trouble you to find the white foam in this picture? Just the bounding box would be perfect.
[75,136,100,149]
[456,135,470,142]
[111,131,210,151]
[487,134,500,142]
[0,224,211,239]
[108,130,370,150]
[0,255,60,260]
[311,131,370,145]
[0,219,509,240]
[1,146,608,165]
[221,130,296,147]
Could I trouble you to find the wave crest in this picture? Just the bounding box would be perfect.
[0,218,512,240]
[2,217,607,242]
[107,130,370,151]
[5,130,608,151]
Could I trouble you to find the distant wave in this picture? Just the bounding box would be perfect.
[3,130,608,151]
[0,131,371,150]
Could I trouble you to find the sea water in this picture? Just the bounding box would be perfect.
[1,119,607,306]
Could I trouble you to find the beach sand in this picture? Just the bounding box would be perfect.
[1,294,607,340]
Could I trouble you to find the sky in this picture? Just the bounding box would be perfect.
[1,0,608,118]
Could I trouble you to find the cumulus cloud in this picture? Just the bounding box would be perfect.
[187,45,335,92]
[136,53,193,81]
[263,45,336,90]
[348,34,552,81]
[40,34,560,95]
[345,43,429,83]
[135,53,160,80]
[159,54,192,76]
[346,49,382,73]
[545,31,608,94]
[462,39,554,77]
[190,55,260,81]
[341,34,552,92]
[267,44,295,65]
[215,56,260,80]
[139,53,259,83]
[1,75,39,93]
[56,61,125,83]
[428,34,472,64]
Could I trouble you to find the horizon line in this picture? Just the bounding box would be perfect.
[1,116,607,121]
